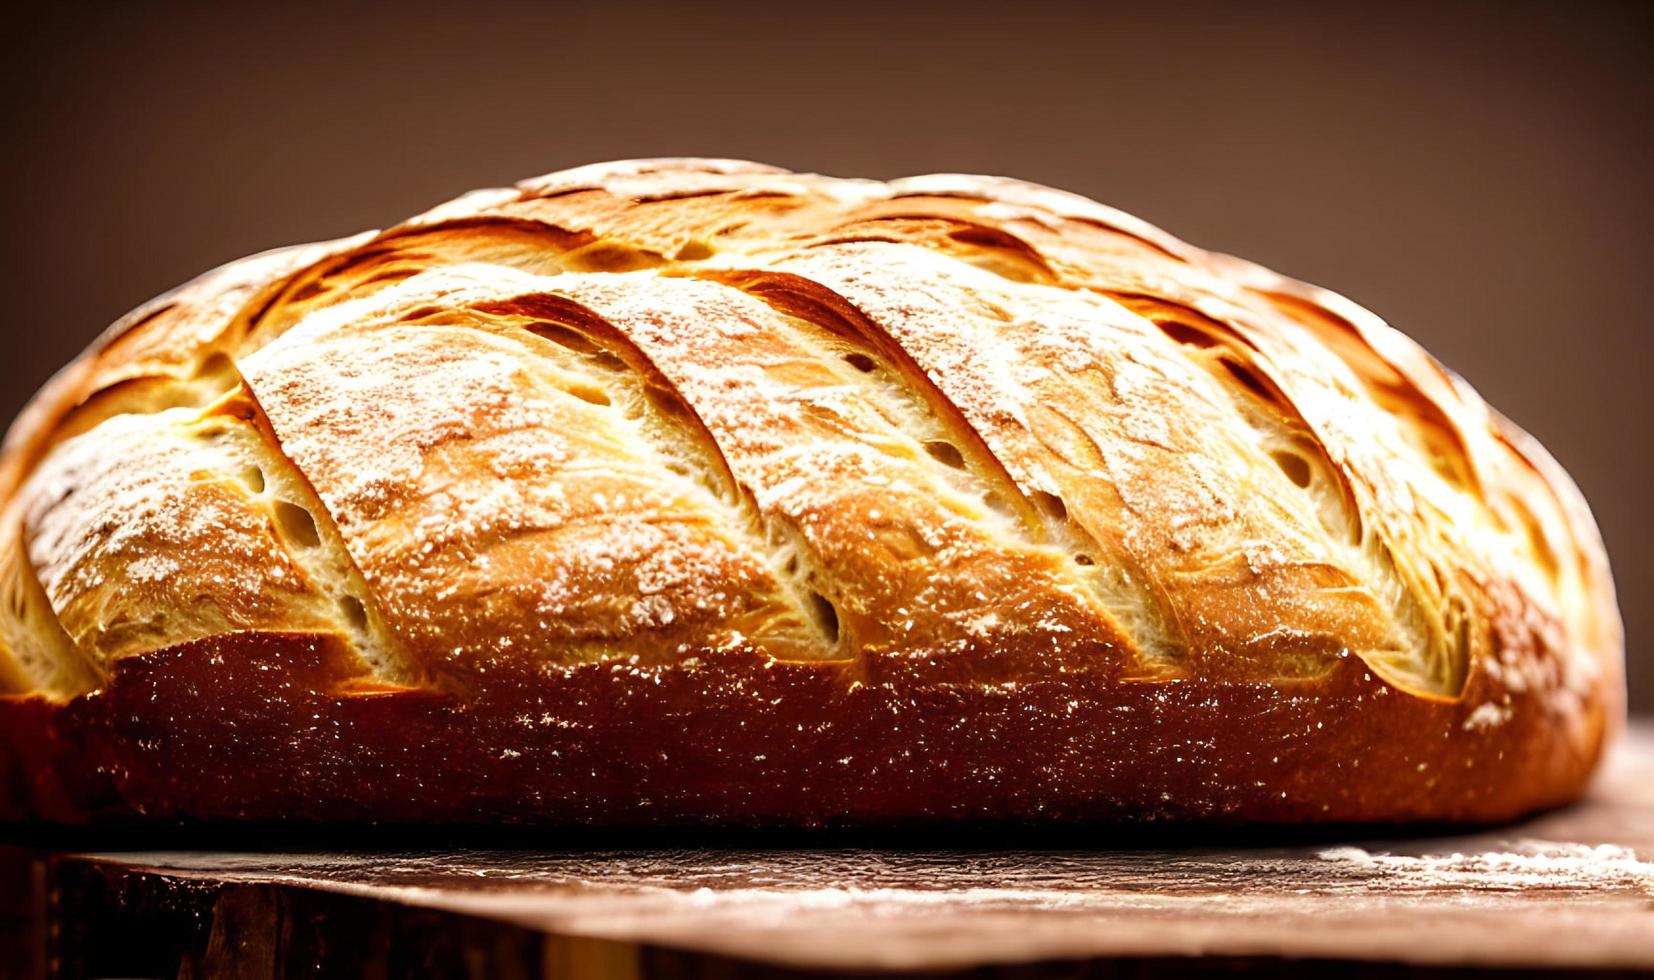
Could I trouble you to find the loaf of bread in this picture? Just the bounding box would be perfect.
[0,159,1621,825]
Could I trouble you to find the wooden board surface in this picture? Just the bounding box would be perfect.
[8,723,1654,978]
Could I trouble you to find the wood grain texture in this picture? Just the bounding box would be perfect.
[7,722,1651,978]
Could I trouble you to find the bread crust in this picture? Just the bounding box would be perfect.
[0,159,1622,825]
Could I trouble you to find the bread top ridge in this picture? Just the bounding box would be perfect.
[0,158,1620,748]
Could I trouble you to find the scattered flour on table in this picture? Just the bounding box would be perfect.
[1318,839,1654,891]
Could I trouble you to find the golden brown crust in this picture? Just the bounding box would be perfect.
[0,159,1622,825]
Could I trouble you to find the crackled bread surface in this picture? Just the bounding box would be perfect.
[0,160,1623,825]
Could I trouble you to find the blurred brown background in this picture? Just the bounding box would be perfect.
[3,1,1649,709]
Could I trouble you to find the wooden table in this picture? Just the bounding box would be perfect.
[6,723,1652,979]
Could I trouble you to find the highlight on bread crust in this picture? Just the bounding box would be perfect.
[0,159,1622,825]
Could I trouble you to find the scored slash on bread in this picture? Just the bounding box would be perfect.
[0,159,1622,825]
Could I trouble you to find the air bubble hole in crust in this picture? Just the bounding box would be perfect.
[806,591,841,645]
[1074,553,1095,566]
[674,239,715,261]
[1154,319,1221,349]
[1033,490,1069,522]
[565,242,662,273]
[647,386,695,424]
[339,595,369,631]
[843,352,877,373]
[591,350,628,374]
[287,280,329,303]
[239,465,266,494]
[1270,450,1313,489]
[196,352,236,379]
[923,440,966,469]
[981,491,1016,519]
[273,500,322,549]
[1221,357,1280,406]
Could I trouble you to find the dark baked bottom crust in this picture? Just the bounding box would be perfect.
[0,633,1608,827]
